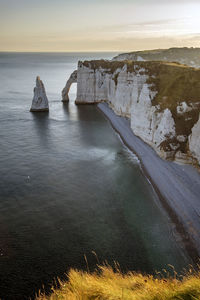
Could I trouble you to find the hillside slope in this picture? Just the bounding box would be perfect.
[113,47,200,68]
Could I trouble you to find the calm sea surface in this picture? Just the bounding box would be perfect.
[0,52,190,300]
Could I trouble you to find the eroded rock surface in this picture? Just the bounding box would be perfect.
[62,70,77,102]
[30,76,49,112]
[189,115,200,164]
[73,60,200,165]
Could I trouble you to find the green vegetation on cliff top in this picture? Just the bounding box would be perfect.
[82,60,200,141]
[114,47,200,56]
[113,47,200,67]
[36,265,200,300]
[82,59,200,110]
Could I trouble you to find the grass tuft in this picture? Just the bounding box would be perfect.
[36,265,200,300]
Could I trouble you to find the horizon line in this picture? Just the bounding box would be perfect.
[0,50,123,53]
[0,46,197,54]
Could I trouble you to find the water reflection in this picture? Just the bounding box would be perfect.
[31,112,51,148]
[62,102,70,116]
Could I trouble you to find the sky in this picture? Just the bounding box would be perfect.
[1,0,200,52]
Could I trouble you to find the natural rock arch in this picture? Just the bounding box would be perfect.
[62,70,77,102]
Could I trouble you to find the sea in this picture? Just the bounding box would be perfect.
[0,52,191,300]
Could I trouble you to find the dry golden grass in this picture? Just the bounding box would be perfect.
[36,265,200,300]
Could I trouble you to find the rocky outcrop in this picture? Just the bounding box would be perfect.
[131,106,176,160]
[71,59,200,165]
[113,47,200,68]
[62,70,77,102]
[75,62,108,105]
[30,76,49,112]
[189,115,200,164]
[75,61,146,114]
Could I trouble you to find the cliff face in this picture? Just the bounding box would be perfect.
[189,115,200,164]
[75,61,148,117]
[73,60,200,166]
[75,62,108,104]
[113,47,200,68]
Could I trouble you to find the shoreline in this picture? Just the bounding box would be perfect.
[97,102,200,263]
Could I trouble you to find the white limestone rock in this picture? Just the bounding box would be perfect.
[75,62,109,104]
[108,65,148,118]
[177,102,193,114]
[112,53,131,61]
[189,114,200,164]
[131,88,176,158]
[74,60,200,165]
[170,143,180,151]
[75,61,176,158]
[137,56,145,61]
[174,150,195,164]
[76,62,151,118]
[112,53,146,62]
[177,135,187,143]
[62,70,77,102]
[153,109,176,144]
[30,76,49,112]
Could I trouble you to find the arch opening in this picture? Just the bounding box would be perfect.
[62,70,77,102]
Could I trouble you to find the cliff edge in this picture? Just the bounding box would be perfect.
[73,60,200,166]
[113,47,200,68]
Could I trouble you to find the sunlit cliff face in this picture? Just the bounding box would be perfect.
[0,0,200,51]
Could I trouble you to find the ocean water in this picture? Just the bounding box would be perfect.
[0,52,190,300]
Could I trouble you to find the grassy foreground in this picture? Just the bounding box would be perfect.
[36,265,200,300]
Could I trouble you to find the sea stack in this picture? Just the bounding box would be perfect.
[30,76,49,112]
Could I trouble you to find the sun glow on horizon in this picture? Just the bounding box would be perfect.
[1,0,200,52]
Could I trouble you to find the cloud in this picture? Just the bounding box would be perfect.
[98,17,189,32]
[93,17,195,40]
[134,19,184,26]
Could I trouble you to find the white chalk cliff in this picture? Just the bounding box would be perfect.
[189,115,200,164]
[30,76,49,112]
[62,70,77,102]
[75,62,108,104]
[64,60,200,166]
